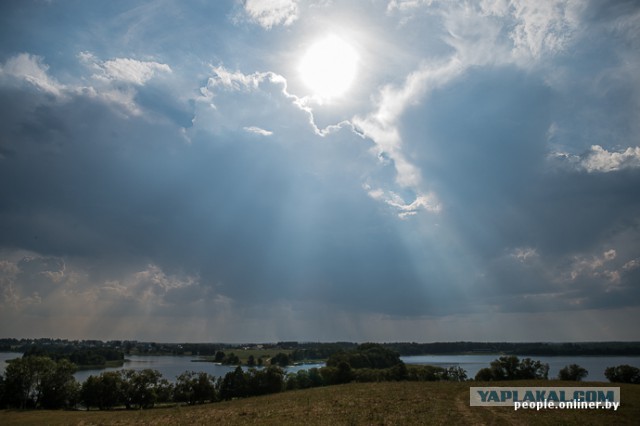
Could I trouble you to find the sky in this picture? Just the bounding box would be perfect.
[1,0,639,343]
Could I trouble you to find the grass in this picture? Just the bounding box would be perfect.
[2,380,639,425]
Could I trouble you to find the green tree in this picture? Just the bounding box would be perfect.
[293,370,312,389]
[319,362,353,385]
[518,358,549,380]
[81,371,125,410]
[219,366,249,400]
[174,371,216,404]
[484,356,549,380]
[0,373,6,409]
[604,365,640,384]
[40,358,79,409]
[2,356,78,409]
[444,366,468,382]
[122,369,163,409]
[391,362,409,381]
[326,344,402,370]
[307,367,324,387]
[270,352,291,367]
[259,365,284,394]
[474,367,495,381]
[406,365,446,381]
[223,353,241,365]
[489,355,520,380]
[558,364,588,381]
[474,357,548,381]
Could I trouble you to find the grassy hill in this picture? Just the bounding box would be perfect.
[2,380,639,425]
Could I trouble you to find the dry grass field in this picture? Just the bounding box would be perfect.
[2,380,638,425]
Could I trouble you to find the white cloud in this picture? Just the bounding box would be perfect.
[387,0,434,13]
[549,145,640,173]
[623,258,640,272]
[244,0,299,29]
[243,126,273,136]
[511,247,539,263]
[199,65,348,137]
[481,0,583,60]
[569,249,617,282]
[1,52,174,116]
[204,65,270,94]
[435,0,584,66]
[581,145,640,173]
[79,52,171,85]
[353,57,462,215]
[0,53,64,96]
[365,185,440,218]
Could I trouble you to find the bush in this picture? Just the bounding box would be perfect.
[474,356,549,381]
[604,365,640,384]
[475,367,494,381]
[174,371,216,404]
[558,364,588,381]
[406,365,447,381]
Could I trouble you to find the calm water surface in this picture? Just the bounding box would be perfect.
[401,354,640,382]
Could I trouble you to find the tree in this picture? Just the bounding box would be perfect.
[475,356,548,381]
[40,358,79,409]
[2,356,78,409]
[326,344,402,370]
[247,355,256,367]
[174,371,216,404]
[604,365,640,384]
[219,366,249,400]
[270,352,291,367]
[122,369,163,409]
[558,364,588,381]
[518,358,549,380]
[223,353,241,365]
[81,371,125,410]
[474,367,495,381]
[247,366,284,395]
[443,366,468,382]
[489,356,520,380]
[307,367,324,387]
[391,362,409,381]
[406,365,446,381]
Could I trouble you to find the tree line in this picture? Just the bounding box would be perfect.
[1,345,638,410]
[472,355,640,384]
[4,339,639,358]
[22,346,124,368]
[384,341,640,356]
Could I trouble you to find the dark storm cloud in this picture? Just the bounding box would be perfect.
[1,0,639,341]
[0,71,453,318]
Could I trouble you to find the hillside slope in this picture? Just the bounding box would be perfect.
[2,381,639,425]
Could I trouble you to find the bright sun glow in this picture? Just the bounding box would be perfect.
[299,35,358,100]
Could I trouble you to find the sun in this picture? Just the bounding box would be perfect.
[299,35,358,101]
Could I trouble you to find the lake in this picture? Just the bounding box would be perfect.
[0,352,324,383]
[2,352,640,383]
[400,354,640,382]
